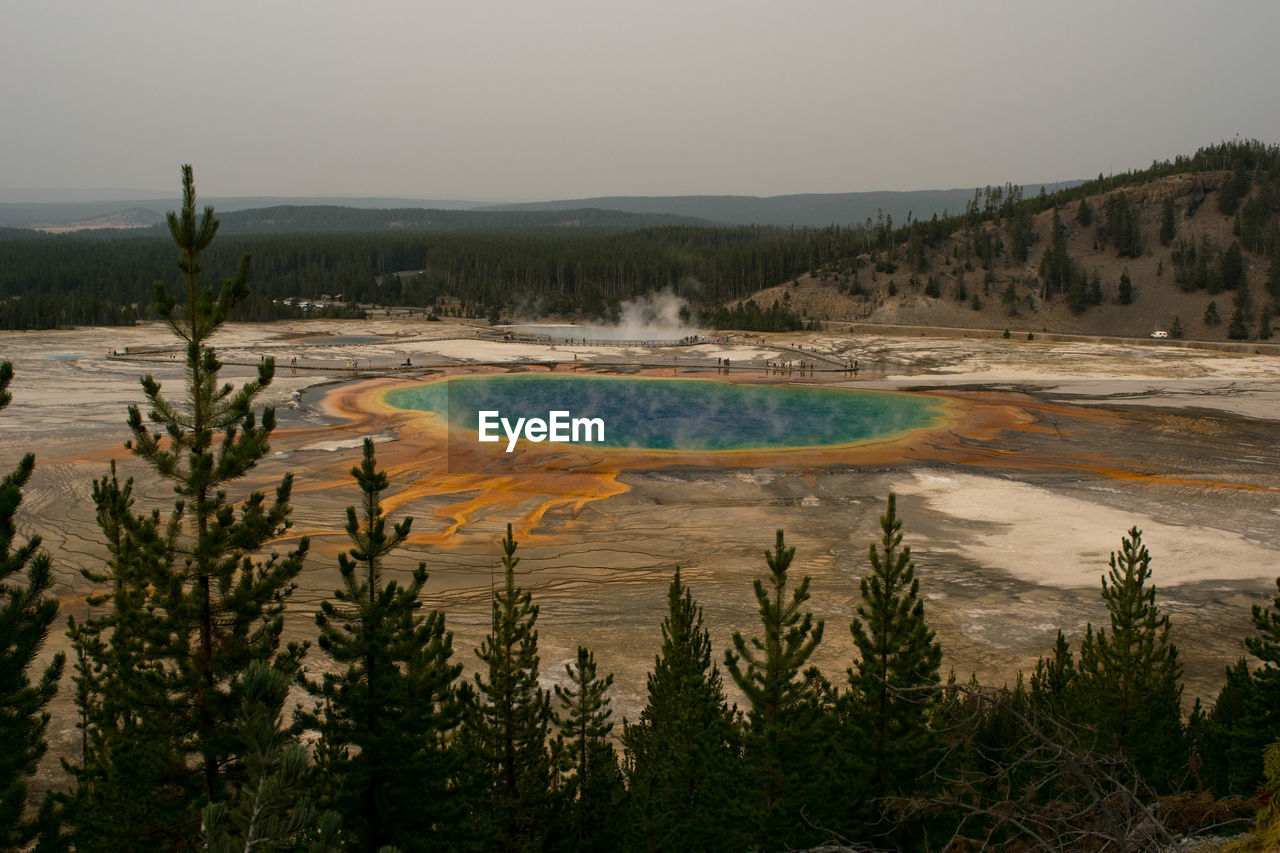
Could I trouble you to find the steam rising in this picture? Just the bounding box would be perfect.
[515,288,702,343]
[608,289,696,341]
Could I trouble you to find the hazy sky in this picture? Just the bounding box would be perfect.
[3,0,1278,201]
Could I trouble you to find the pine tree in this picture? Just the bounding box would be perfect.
[1039,208,1072,298]
[1076,197,1093,227]
[1234,277,1255,320]
[1229,575,1280,797]
[1205,300,1222,326]
[134,164,308,793]
[1160,198,1177,246]
[724,530,825,849]
[553,646,624,853]
[1218,169,1243,215]
[1221,241,1245,291]
[1269,225,1280,300]
[64,465,197,852]
[1008,205,1034,263]
[203,661,341,853]
[0,362,65,848]
[1002,280,1018,307]
[846,493,943,806]
[622,569,739,853]
[304,438,462,853]
[68,166,308,848]
[1117,268,1133,304]
[1102,193,1142,258]
[1194,657,1257,796]
[1237,740,1280,851]
[1075,527,1185,791]
[1228,306,1250,340]
[1069,266,1089,312]
[467,524,552,852]
[1029,630,1076,719]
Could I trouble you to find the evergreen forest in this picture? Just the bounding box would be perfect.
[3,167,1280,852]
[2,140,1280,336]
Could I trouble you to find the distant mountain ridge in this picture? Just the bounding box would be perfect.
[26,207,164,233]
[0,205,717,236]
[0,196,486,228]
[202,206,713,234]
[0,185,1083,231]
[481,185,1085,227]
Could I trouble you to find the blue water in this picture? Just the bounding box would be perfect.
[384,375,945,451]
[42,353,87,360]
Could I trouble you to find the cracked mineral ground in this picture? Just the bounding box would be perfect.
[2,319,1278,788]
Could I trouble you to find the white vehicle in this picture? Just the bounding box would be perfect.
[1149,330,1169,338]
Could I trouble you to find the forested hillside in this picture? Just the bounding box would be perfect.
[751,140,1280,342]
[0,223,858,328]
[1,140,1278,339]
[480,186,1032,227]
[178,205,714,235]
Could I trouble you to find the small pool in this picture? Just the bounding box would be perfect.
[384,375,945,451]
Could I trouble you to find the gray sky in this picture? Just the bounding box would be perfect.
[3,0,1278,201]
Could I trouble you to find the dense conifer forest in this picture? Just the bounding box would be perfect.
[4,162,1280,852]
[2,140,1277,335]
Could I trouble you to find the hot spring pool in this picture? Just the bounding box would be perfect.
[383,375,946,451]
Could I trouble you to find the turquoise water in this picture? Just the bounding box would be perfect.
[384,375,945,451]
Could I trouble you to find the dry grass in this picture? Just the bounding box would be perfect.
[739,172,1274,344]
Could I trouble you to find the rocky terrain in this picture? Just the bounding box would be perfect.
[747,171,1277,343]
